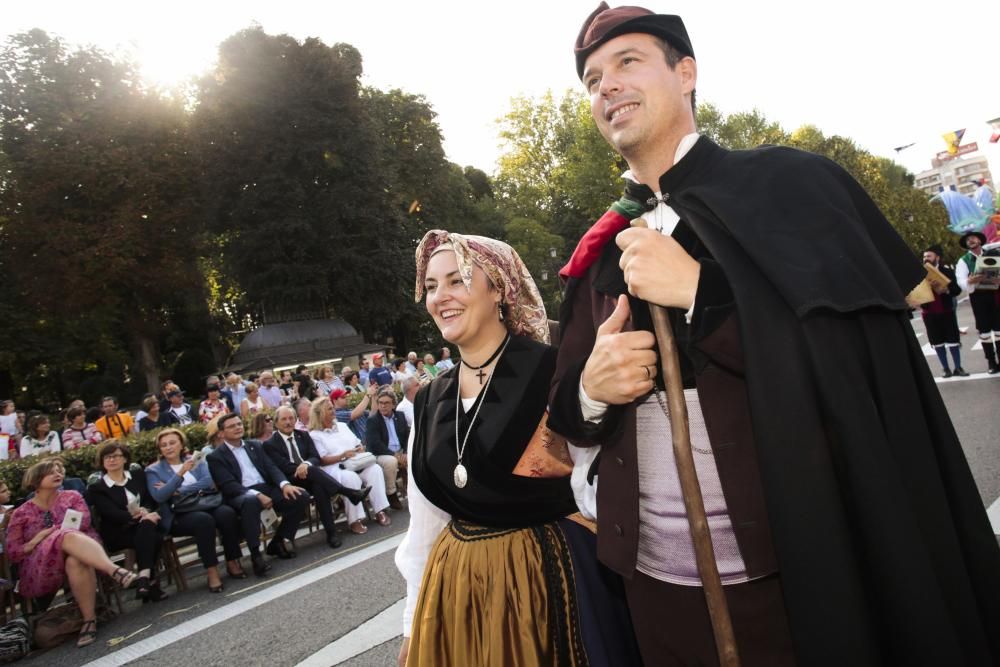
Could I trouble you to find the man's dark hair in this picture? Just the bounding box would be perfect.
[101,395,118,406]
[655,38,696,115]
[217,412,243,431]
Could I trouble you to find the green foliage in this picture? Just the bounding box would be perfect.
[0,423,208,502]
[504,218,566,315]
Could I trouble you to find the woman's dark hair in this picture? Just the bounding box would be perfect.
[344,371,359,385]
[95,440,130,470]
[26,414,50,440]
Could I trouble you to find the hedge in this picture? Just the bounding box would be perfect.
[1,422,209,502]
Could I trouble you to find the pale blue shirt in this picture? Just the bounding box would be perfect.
[383,414,401,453]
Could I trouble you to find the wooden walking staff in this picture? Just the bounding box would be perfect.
[632,218,740,666]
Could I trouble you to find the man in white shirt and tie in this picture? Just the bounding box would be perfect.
[263,406,372,549]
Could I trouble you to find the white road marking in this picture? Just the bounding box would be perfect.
[79,533,405,667]
[296,599,404,667]
[987,496,1000,536]
[920,342,936,357]
[972,340,982,351]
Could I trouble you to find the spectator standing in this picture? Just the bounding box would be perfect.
[145,428,246,591]
[392,359,409,385]
[94,396,134,439]
[368,354,394,386]
[364,388,408,509]
[331,386,376,441]
[315,366,343,397]
[199,384,229,423]
[358,359,371,387]
[6,459,137,647]
[257,372,283,409]
[87,442,168,602]
[20,414,61,458]
[405,351,419,374]
[61,407,104,449]
[0,401,17,437]
[436,347,455,371]
[920,245,968,377]
[414,359,433,384]
[223,373,247,410]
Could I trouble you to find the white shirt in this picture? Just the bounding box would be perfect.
[398,397,415,427]
[20,432,60,459]
[278,432,311,466]
[170,463,198,486]
[102,471,139,506]
[394,426,450,637]
[309,426,360,459]
[224,441,284,493]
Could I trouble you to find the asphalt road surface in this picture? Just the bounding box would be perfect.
[22,300,1000,667]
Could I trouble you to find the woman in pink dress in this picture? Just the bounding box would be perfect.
[6,459,137,647]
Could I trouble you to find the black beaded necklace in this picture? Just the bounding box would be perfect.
[460,332,510,384]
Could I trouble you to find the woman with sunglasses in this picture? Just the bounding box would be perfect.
[87,441,168,603]
[6,459,137,647]
[248,412,275,441]
[146,428,247,591]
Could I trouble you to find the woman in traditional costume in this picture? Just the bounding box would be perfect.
[395,231,639,667]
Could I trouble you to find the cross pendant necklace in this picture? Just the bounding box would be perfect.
[475,368,487,384]
[460,332,510,385]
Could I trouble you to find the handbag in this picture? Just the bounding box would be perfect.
[171,490,223,514]
[0,618,29,661]
[339,451,377,472]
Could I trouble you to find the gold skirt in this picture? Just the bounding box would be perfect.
[408,519,588,667]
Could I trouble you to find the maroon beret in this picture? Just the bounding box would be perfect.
[574,2,694,79]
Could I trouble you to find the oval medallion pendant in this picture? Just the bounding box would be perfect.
[453,463,468,488]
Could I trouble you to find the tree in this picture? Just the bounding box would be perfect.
[0,30,211,402]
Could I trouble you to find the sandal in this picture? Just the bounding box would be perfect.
[77,619,97,648]
[226,561,248,579]
[111,567,138,589]
[349,520,368,535]
[375,511,391,527]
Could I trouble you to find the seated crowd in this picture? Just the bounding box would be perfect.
[0,351,451,648]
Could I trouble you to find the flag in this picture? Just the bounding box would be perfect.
[988,117,1000,144]
[942,128,966,154]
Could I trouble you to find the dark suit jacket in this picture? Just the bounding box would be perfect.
[86,468,159,544]
[365,411,409,457]
[206,439,289,499]
[263,430,323,477]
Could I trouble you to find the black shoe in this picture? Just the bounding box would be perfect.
[327,533,343,549]
[344,485,372,506]
[266,538,295,559]
[387,492,404,510]
[146,584,169,603]
[941,368,952,378]
[134,576,151,601]
[251,553,271,577]
[952,367,969,377]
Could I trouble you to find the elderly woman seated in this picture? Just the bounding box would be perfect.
[308,397,391,534]
[6,459,137,647]
[146,429,247,591]
[87,441,168,603]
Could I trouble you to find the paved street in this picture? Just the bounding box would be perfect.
[22,299,1000,667]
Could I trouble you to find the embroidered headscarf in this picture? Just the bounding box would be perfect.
[415,230,549,344]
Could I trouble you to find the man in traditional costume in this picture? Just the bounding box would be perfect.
[955,231,1000,374]
[548,4,1000,665]
[919,244,967,377]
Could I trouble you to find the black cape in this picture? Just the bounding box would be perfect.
[562,137,1000,665]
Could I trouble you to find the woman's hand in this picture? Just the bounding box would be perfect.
[141,511,161,524]
[26,526,56,553]
[179,458,196,476]
[342,449,356,460]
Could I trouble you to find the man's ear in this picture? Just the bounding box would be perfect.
[677,56,697,94]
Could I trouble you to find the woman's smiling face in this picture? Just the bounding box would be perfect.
[423,250,500,346]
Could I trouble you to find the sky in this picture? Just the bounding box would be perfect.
[4,0,998,181]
